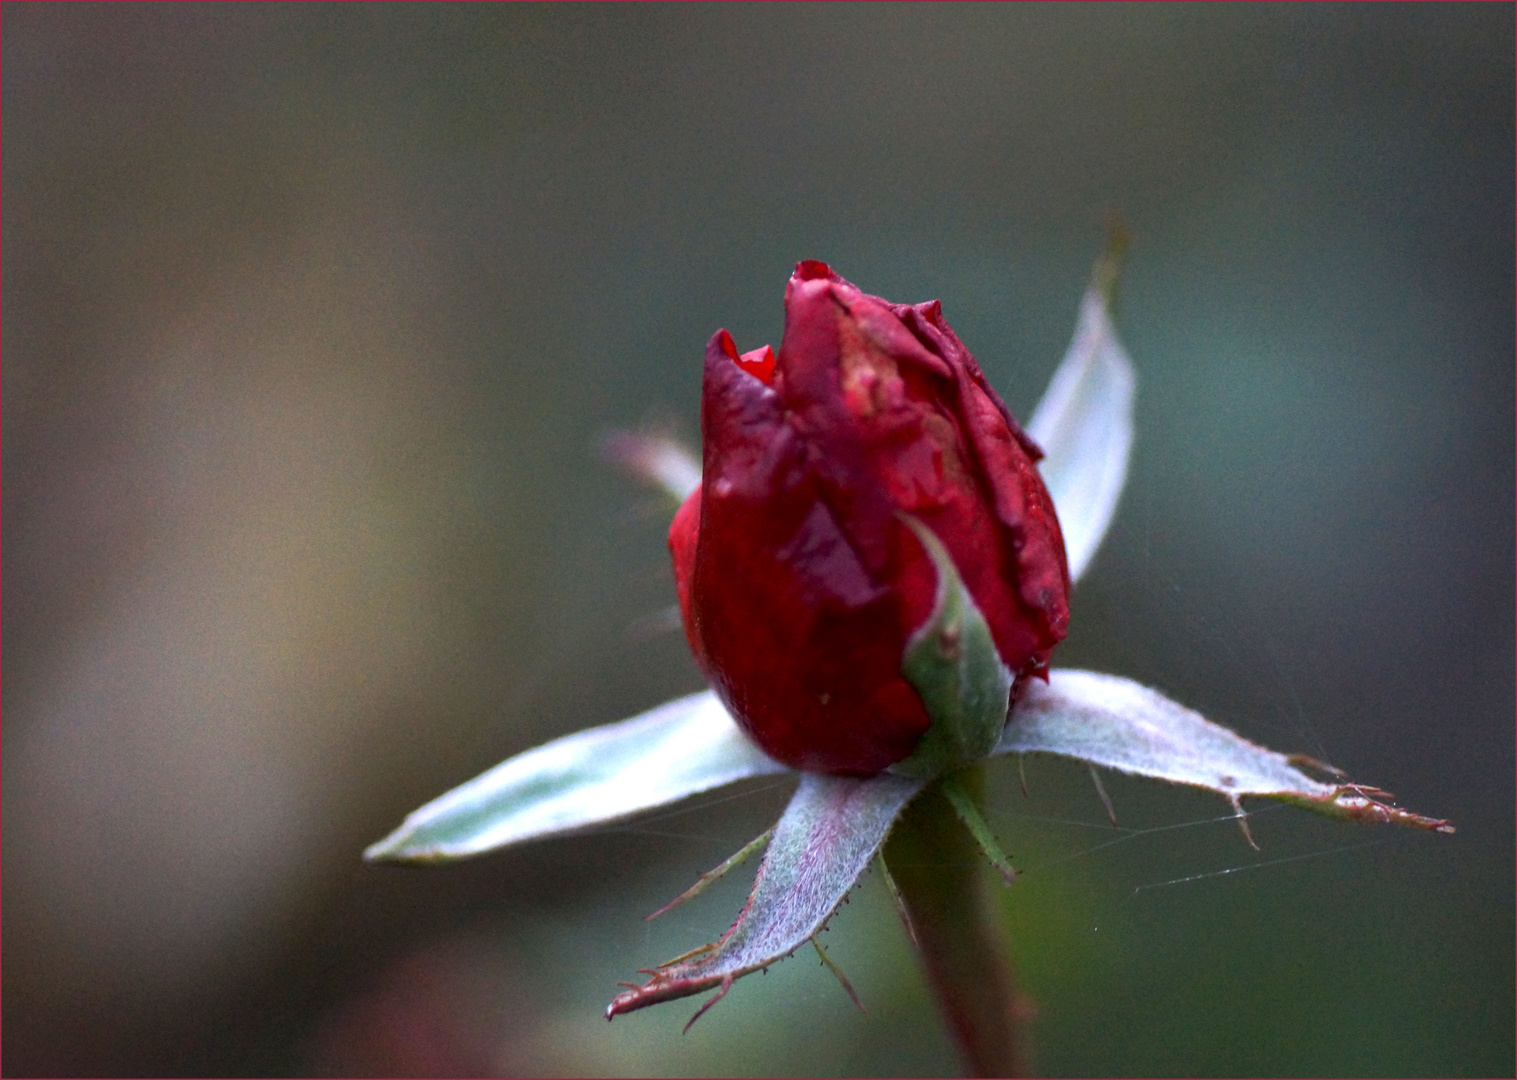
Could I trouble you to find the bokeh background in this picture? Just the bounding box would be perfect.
[5,5,1513,1076]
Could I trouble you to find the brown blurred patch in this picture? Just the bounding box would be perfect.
[303,937,535,1078]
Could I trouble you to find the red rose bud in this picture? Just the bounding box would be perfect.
[669,261,1070,775]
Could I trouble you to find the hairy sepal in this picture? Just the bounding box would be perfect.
[365,691,786,863]
[890,517,1013,780]
[606,771,926,1022]
[998,670,1452,833]
[1026,247,1136,585]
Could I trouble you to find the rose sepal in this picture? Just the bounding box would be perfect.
[889,516,1014,780]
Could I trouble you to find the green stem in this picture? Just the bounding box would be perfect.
[882,763,1024,1078]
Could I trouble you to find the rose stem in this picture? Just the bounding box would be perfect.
[882,763,1024,1078]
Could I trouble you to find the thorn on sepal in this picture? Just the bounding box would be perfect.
[1088,764,1118,828]
[1229,795,1259,851]
[941,775,1018,886]
[812,937,866,1012]
[1093,217,1131,311]
[682,975,735,1034]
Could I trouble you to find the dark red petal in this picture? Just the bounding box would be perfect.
[793,259,839,283]
[695,479,930,772]
[775,276,905,577]
[715,326,777,386]
[682,267,1071,775]
[695,325,931,773]
[737,344,776,385]
[894,299,1046,463]
[668,485,704,665]
[891,301,1070,654]
[699,331,790,501]
[954,374,1070,641]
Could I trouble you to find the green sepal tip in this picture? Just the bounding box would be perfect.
[890,516,1014,780]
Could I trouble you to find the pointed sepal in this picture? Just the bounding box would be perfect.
[998,670,1452,834]
[606,771,926,1023]
[890,517,1014,780]
[365,691,786,863]
[1026,235,1137,584]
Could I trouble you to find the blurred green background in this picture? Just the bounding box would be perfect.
[4,5,1512,1076]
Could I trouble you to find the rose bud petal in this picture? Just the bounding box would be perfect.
[669,262,1070,775]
